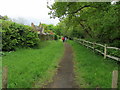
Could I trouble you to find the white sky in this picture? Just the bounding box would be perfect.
[0,0,59,25]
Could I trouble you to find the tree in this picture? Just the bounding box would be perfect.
[48,2,120,47]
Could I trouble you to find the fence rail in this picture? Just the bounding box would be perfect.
[74,38,120,62]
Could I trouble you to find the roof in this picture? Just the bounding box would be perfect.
[0,15,3,19]
[34,25,43,31]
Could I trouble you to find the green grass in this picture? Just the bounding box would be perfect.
[0,57,2,89]
[2,40,64,88]
[0,19,2,89]
[118,63,120,89]
[68,40,118,88]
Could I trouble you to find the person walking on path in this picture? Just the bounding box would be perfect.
[65,37,67,42]
[62,37,65,42]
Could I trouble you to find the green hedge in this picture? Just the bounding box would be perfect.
[54,34,58,40]
[2,20,40,51]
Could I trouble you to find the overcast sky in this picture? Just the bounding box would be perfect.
[0,0,59,26]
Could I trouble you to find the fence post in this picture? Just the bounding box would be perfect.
[86,41,88,49]
[104,44,107,59]
[2,67,8,88]
[80,39,82,44]
[83,40,84,45]
[112,70,118,88]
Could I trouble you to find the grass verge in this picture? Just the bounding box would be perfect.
[2,40,64,88]
[68,40,118,88]
[0,57,2,89]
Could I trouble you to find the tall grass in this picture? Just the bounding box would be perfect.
[2,41,64,88]
[0,57,2,89]
[68,40,118,88]
[118,63,120,89]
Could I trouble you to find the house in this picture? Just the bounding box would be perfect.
[31,22,54,40]
[31,22,46,35]
[0,15,4,19]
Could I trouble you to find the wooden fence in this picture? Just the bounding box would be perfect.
[74,38,119,88]
[74,38,120,62]
[112,70,118,88]
[2,67,8,89]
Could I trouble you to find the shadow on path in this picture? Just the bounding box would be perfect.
[45,43,77,88]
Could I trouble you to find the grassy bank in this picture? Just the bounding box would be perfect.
[0,57,2,89]
[2,40,64,88]
[68,40,118,88]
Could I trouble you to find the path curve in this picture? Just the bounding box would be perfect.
[45,43,76,88]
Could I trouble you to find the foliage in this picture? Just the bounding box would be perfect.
[2,20,40,51]
[42,23,61,36]
[54,34,58,40]
[0,15,9,20]
[68,40,118,88]
[48,2,120,48]
[107,49,120,58]
[2,41,64,88]
[0,57,1,89]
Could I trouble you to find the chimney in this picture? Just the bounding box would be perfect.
[31,22,36,31]
[39,22,42,27]
[31,23,35,27]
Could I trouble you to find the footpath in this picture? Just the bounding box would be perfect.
[45,43,77,88]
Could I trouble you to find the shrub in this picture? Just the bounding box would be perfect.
[2,20,40,51]
[54,34,58,40]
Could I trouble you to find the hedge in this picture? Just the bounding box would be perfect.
[2,20,40,51]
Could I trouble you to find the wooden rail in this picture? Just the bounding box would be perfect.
[74,38,119,88]
[74,38,120,62]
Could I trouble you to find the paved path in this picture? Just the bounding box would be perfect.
[45,43,77,88]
